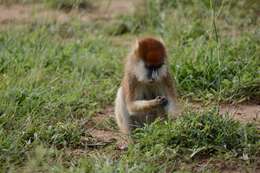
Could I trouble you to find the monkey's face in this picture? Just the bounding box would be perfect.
[133,37,168,83]
[134,60,167,83]
[145,63,167,83]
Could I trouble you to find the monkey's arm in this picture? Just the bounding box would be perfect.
[123,76,162,114]
[126,99,160,114]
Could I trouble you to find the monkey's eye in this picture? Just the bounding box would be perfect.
[145,63,164,70]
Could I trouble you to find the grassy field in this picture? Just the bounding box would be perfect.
[0,0,259,172]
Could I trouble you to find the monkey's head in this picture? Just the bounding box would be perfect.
[133,37,168,83]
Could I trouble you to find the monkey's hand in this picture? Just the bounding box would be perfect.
[155,96,168,106]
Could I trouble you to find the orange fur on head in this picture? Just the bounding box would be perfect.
[137,37,166,66]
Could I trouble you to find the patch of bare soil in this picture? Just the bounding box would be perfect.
[0,4,30,24]
[220,103,260,123]
[0,4,71,27]
[85,105,128,149]
[0,0,140,27]
[188,102,260,123]
[191,158,259,173]
[94,0,137,19]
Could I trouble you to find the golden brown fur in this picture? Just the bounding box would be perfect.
[115,37,178,134]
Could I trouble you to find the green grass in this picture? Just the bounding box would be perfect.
[3,110,258,172]
[172,36,260,102]
[0,0,259,172]
[133,110,259,156]
[125,110,259,172]
[0,26,123,171]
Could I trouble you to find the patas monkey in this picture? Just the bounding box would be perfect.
[115,37,178,134]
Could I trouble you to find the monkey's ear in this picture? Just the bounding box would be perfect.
[158,37,165,45]
[134,38,140,50]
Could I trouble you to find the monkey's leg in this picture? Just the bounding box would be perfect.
[115,87,131,134]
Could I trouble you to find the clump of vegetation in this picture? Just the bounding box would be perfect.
[119,110,260,172]
[21,122,85,148]
[134,109,259,156]
[172,36,260,102]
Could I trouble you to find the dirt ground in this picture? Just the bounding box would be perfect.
[220,103,259,123]
[191,102,260,123]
